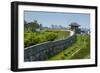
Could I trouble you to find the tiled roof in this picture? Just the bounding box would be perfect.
[69,22,80,27]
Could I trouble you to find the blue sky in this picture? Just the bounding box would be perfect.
[24,11,90,29]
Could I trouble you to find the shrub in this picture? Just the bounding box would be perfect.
[32,35,46,44]
[46,32,57,41]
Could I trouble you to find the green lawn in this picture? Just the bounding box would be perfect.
[49,34,90,60]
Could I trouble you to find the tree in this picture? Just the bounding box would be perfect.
[24,20,40,32]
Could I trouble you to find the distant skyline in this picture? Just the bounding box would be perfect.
[24,11,90,29]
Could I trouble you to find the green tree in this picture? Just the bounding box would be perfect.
[24,20,40,32]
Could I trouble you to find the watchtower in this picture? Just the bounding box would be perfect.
[69,22,80,35]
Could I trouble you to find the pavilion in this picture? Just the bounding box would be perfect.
[69,22,80,35]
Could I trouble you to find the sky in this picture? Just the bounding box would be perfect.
[24,11,90,29]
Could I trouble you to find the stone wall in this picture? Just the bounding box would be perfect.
[24,35,76,62]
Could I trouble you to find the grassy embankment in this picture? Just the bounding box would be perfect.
[49,34,90,60]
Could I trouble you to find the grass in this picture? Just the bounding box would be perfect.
[49,34,90,60]
[24,30,70,47]
[44,30,70,40]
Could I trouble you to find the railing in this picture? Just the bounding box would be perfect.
[24,35,76,62]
